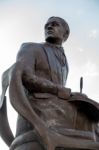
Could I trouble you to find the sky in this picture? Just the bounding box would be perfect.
[0,0,99,149]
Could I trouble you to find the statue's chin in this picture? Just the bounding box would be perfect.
[46,37,59,45]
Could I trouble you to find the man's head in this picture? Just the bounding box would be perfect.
[44,16,70,45]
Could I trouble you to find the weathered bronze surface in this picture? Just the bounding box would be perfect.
[0,17,99,150]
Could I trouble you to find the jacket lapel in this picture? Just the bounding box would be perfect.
[42,44,59,83]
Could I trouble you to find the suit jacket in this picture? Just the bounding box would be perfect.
[17,42,68,86]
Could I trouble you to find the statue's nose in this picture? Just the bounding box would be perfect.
[47,24,53,30]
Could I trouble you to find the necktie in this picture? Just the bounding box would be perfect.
[53,47,66,66]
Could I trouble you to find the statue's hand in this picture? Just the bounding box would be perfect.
[57,86,71,100]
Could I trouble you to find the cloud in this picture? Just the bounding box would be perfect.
[89,29,98,39]
[77,47,84,52]
[82,61,99,77]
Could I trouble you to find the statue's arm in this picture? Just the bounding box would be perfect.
[22,69,71,100]
[17,43,71,99]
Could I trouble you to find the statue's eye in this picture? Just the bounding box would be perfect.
[44,22,59,29]
[52,22,59,27]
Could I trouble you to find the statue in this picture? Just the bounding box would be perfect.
[0,16,99,150]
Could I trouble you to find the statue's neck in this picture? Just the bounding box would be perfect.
[45,41,62,49]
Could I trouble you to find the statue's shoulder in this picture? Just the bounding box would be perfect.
[17,42,44,59]
[20,42,42,49]
[20,42,44,52]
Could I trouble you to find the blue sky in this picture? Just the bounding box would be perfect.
[0,0,99,149]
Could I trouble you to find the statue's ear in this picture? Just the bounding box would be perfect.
[63,30,69,42]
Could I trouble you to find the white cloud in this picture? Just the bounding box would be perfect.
[77,47,84,52]
[82,61,99,77]
[89,29,98,39]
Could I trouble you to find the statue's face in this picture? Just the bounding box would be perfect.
[44,18,65,44]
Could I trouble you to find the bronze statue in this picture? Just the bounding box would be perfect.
[0,16,99,150]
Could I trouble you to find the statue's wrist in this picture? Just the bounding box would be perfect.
[57,86,71,99]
